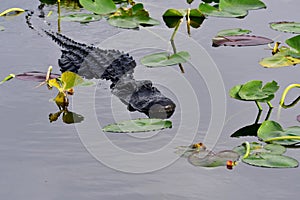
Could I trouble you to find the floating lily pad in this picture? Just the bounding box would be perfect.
[270,22,300,34]
[0,7,25,17]
[199,3,247,18]
[258,120,300,146]
[102,118,172,133]
[79,0,116,15]
[141,51,190,67]
[243,153,298,168]
[108,3,159,29]
[233,142,297,168]
[286,35,300,57]
[188,150,240,167]
[199,0,266,18]
[61,13,102,23]
[230,80,279,102]
[259,50,300,68]
[260,36,300,68]
[233,142,286,156]
[217,28,251,37]
[212,35,273,47]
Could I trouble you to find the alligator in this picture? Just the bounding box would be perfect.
[43,30,176,119]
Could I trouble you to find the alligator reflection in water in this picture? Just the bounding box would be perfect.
[44,30,176,119]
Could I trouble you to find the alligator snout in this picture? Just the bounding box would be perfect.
[147,101,176,119]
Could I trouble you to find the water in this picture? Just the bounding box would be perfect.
[1,0,300,199]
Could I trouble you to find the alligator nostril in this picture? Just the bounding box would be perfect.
[147,103,175,119]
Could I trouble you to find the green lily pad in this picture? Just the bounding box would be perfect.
[270,22,300,34]
[260,50,300,68]
[258,120,300,146]
[199,3,247,18]
[199,0,266,18]
[243,153,298,168]
[108,3,159,29]
[141,51,190,67]
[61,71,85,90]
[188,150,240,167]
[239,80,278,102]
[79,0,116,15]
[61,13,102,23]
[230,80,279,102]
[286,35,300,57]
[233,142,286,156]
[102,118,172,133]
[162,9,186,28]
[217,28,251,37]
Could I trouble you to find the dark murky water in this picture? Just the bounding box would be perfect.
[1,0,300,199]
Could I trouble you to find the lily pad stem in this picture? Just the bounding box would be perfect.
[280,84,300,108]
[264,136,300,143]
[255,101,262,111]
[170,18,184,73]
[243,141,250,159]
[186,8,191,36]
[265,106,273,121]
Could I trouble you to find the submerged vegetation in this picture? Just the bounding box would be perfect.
[1,0,300,170]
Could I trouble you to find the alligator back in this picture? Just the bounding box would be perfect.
[45,30,136,82]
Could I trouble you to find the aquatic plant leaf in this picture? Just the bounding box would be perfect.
[141,51,190,67]
[0,8,25,17]
[102,118,172,133]
[229,84,243,100]
[286,35,300,56]
[0,25,4,31]
[200,0,265,18]
[48,78,63,92]
[61,71,84,90]
[79,0,116,15]
[188,150,240,167]
[258,120,300,146]
[0,74,15,85]
[188,9,205,28]
[243,153,298,168]
[259,53,300,68]
[219,0,266,11]
[108,16,159,28]
[238,80,279,102]
[61,13,102,23]
[212,35,273,47]
[270,22,300,34]
[163,9,186,28]
[15,71,60,82]
[233,142,286,156]
[217,28,251,37]
[108,3,159,29]
[231,123,261,137]
[199,3,246,18]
